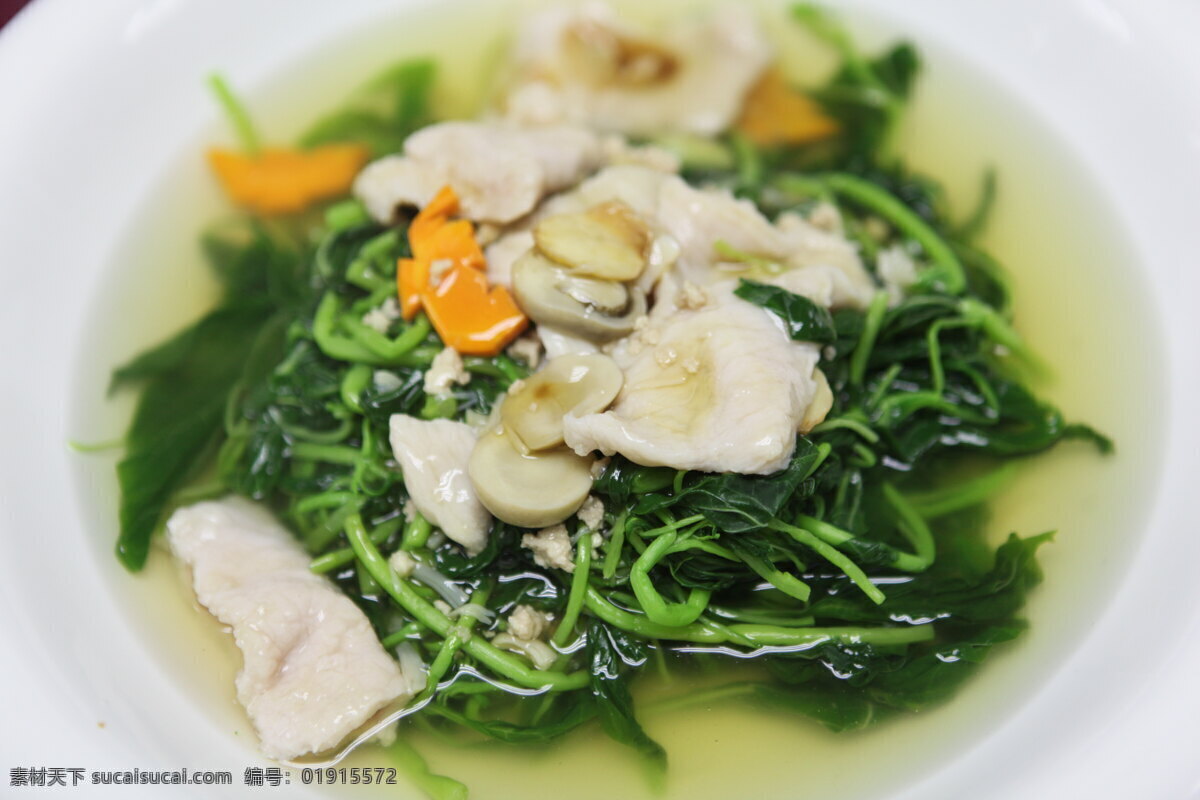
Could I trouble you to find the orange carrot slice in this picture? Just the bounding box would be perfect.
[399,185,493,316]
[421,219,486,271]
[397,258,428,321]
[208,144,368,215]
[421,265,528,356]
[736,69,840,147]
[408,188,485,269]
[398,185,528,354]
[409,185,459,246]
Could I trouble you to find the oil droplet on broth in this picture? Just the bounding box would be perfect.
[71,2,1162,798]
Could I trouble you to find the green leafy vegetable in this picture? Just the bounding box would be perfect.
[588,621,667,775]
[734,279,837,343]
[627,437,826,533]
[114,302,273,570]
[793,3,920,159]
[111,218,302,570]
[302,59,436,156]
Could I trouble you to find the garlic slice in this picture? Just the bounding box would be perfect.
[501,354,624,450]
[534,201,649,281]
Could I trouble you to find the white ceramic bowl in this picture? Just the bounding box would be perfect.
[1,1,1198,798]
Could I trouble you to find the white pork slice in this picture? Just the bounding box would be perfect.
[388,415,491,554]
[657,178,875,307]
[166,498,408,761]
[485,165,874,308]
[503,3,769,136]
[563,287,821,474]
[354,121,602,225]
[484,229,535,288]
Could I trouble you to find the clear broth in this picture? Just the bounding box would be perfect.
[69,2,1163,798]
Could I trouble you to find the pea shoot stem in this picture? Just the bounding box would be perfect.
[345,513,588,691]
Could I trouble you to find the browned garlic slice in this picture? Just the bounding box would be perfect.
[534,201,650,281]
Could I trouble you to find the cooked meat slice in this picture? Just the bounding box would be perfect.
[503,4,770,136]
[167,498,408,760]
[388,415,491,554]
[563,287,822,474]
[354,121,602,224]
[489,165,874,307]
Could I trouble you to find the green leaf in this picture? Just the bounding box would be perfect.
[108,320,203,394]
[301,59,436,157]
[865,622,1025,710]
[749,682,877,732]
[588,620,667,773]
[593,458,675,507]
[358,368,425,427]
[734,279,837,344]
[432,523,511,578]
[114,301,274,570]
[806,532,1053,626]
[869,42,920,100]
[651,437,822,533]
[792,4,920,160]
[201,217,305,307]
